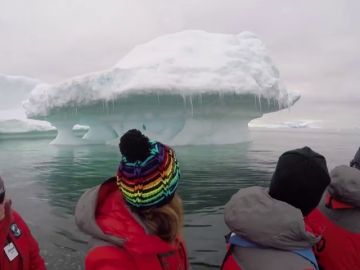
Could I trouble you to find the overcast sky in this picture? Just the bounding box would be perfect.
[0,0,359,128]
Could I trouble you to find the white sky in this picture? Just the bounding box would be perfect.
[0,0,359,128]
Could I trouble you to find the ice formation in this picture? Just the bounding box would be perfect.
[24,30,300,145]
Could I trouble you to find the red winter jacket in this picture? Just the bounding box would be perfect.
[75,178,189,270]
[0,202,46,270]
[306,205,360,270]
[306,165,360,270]
[221,245,243,270]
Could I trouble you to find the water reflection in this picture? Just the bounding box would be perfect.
[175,143,273,212]
[0,137,276,269]
[35,145,120,215]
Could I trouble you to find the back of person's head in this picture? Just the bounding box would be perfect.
[269,146,330,216]
[117,129,182,242]
[350,147,360,170]
[138,194,183,242]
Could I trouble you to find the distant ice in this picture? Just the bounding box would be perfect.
[0,120,89,134]
[249,120,322,129]
[22,30,300,145]
[0,74,40,119]
[0,119,55,133]
[0,73,89,135]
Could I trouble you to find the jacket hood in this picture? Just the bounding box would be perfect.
[75,177,173,254]
[224,186,319,250]
[75,179,126,247]
[329,165,360,208]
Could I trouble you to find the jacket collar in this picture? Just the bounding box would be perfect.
[76,177,179,254]
[325,193,354,210]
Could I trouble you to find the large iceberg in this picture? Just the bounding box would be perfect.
[24,30,300,145]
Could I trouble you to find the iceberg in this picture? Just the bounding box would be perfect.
[23,30,300,145]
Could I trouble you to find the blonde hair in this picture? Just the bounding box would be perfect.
[138,194,184,242]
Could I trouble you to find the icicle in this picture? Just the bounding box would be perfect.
[189,95,194,117]
[254,94,258,111]
[104,100,109,115]
[218,91,224,103]
[181,94,187,109]
[257,94,262,113]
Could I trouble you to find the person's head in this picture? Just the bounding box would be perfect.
[269,146,331,216]
[117,129,182,242]
[350,147,360,170]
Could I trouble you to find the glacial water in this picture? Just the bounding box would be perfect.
[0,128,359,270]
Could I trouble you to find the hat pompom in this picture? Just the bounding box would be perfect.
[119,129,151,162]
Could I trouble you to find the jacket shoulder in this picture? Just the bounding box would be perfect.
[86,246,135,270]
[232,246,316,270]
[11,210,31,233]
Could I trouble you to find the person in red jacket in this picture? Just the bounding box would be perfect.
[306,147,360,270]
[75,129,189,270]
[222,146,331,270]
[0,176,46,270]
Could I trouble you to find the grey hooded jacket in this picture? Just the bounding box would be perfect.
[319,165,360,232]
[75,183,133,247]
[224,186,320,270]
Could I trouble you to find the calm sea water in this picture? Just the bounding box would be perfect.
[0,128,359,270]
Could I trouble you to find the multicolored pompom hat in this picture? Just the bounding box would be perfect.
[116,141,180,209]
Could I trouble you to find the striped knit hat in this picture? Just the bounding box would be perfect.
[117,131,180,210]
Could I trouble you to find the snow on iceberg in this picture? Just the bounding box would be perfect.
[24,30,300,145]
